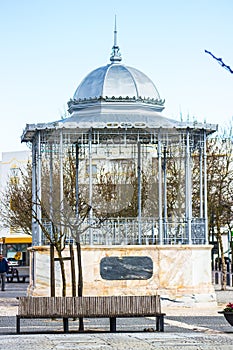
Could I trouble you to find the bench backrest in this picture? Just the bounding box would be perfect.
[18,295,161,317]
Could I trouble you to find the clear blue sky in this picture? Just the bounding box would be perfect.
[0,0,233,155]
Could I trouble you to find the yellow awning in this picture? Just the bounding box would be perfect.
[0,236,32,244]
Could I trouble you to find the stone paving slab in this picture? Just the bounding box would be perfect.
[0,332,232,350]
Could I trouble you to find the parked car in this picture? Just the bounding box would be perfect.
[7,257,21,267]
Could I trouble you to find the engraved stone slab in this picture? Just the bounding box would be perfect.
[100,256,153,280]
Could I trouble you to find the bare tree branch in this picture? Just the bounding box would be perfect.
[205,50,233,74]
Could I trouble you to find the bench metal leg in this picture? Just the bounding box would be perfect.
[156,315,164,332]
[79,317,84,331]
[110,317,116,332]
[63,318,69,333]
[16,316,20,334]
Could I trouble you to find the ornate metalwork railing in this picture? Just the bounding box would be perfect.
[41,217,206,246]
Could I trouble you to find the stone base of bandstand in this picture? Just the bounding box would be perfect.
[27,244,217,309]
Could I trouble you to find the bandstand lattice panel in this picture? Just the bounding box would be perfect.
[24,124,214,246]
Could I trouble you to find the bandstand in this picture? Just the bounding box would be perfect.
[21,25,217,306]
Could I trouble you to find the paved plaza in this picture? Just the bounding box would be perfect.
[0,282,232,349]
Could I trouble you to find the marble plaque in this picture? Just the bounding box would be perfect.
[100,256,153,280]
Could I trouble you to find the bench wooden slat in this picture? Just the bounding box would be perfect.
[18,296,162,317]
[17,295,165,333]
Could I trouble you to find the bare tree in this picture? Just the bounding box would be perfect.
[0,155,106,299]
[206,136,233,290]
[94,162,149,218]
[0,162,71,295]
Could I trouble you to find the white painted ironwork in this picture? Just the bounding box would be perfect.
[203,129,208,244]
[40,217,206,246]
[137,142,142,244]
[23,25,217,247]
[157,134,163,244]
[37,131,42,245]
[88,129,93,244]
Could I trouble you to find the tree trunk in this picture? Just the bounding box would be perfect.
[69,244,76,297]
[50,244,55,297]
[57,249,67,297]
[76,241,84,331]
[76,241,83,297]
[217,226,227,290]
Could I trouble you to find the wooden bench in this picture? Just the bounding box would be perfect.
[6,268,19,282]
[17,274,29,283]
[16,295,165,333]
[6,268,29,283]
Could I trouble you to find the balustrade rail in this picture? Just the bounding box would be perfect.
[41,217,206,246]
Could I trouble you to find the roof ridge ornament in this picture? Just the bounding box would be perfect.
[110,15,122,63]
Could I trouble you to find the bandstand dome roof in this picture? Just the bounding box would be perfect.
[21,22,218,143]
[67,21,166,119]
[73,64,161,103]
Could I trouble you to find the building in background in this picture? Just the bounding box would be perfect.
[0,150,32,265]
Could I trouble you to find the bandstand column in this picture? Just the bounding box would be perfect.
[75,143,79,218]
[31,138,37,246]
[49,144,53,228]
[163,146,167,241]
[31,137,40,286]
[185,129,192,244]
[137,141,142,244]
[59,132,64,213]
[35,131,42,245]
[88,129,93,244]
[199,143,203,218]
[158,134,163,244]
[203,130,208,243]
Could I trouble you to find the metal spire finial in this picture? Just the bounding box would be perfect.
[110,15,122,63]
